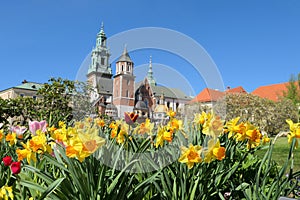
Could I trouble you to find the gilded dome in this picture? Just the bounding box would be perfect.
[154,104,168,113]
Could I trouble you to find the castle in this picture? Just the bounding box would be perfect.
[86,24,191,121]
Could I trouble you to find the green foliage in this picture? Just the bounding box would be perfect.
[284,73,300,106]
[0,77,95,127]
[214,93,298,135]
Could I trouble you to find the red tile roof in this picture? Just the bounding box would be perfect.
[190,86,247,103]
[226,86,247,94]
[189,88,224,103]
[252,82,290,101]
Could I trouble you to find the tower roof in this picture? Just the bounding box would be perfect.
[117,46,133,63]
[147,56,156,85]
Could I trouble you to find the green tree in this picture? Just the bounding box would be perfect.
[214,93,298,135]
[284,73,300,105]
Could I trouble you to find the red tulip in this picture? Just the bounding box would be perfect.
[124,112,138,125]
[2,156,12,166]
[10,161,21,174]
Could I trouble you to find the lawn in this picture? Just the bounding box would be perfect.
[256,137,300,172]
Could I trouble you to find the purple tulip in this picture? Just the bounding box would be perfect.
[29,120,47,135]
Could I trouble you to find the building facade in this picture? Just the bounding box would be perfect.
[88,24,191,119]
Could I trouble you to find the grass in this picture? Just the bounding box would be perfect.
[256,137,300,172]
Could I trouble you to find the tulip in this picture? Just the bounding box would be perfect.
[2,156,12,166]
[29,120,47,135]
[10,161,21,174]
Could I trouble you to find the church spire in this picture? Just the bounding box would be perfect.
[147,56,156,86]
[96,22,107,47]
[117,45,133,63]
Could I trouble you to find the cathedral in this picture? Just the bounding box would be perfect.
[87,24,191,121]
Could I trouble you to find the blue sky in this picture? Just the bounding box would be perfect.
[0,0,299,96]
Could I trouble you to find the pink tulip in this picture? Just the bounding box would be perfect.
[29,120,47,135]
[10,126,27,138]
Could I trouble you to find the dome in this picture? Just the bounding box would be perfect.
[154,104,168,113]
[134,100,148,111]
[106,103,117,110]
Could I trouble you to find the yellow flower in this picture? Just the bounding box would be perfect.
[155,127,164,148]
[178,144,202,169]
[78,128,105,154]
[193,111,210,125]
[168,118,182,131]
[0,185,14,200]
[202,114,224,139]
[134,118,154,135]
[29,130,51,153]
[246,127,262,149]
[225,117,247,141]
[16,141,37,163]
[204,139,226,163]
[286,119,300,148]
[58,121,66,128]
[213,146,226,161]
[0,129,3,141]
[163,130,173,142]
[262,135,270,144]
[167,109,176,118]
[95,118,105,127]
[5,133,17,146]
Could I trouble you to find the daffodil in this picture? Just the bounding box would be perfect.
[0,185,14,200]
[225,117,247,141]
[5,133,17,146]
[204,139,226,163]
[29,130,52,153]
[202,114,224,139]
[134,118,154,135]
[78,127,105,154]
[193,111,211,125]
[245,126,262,149]
[178,144,202,169]
[286,119,300,148]
[155,127,165,148]
[0,129,3,141]
[16,141,37,163]
[167,108,176,118]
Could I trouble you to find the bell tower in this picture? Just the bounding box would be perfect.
[87,22,113,103]
[113,46,135,117]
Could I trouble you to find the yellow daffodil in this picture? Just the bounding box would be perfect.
[5,133,17,146]
[29,130,52,153]
[0,129,3,141]
[16,141,37,164]
[178,144,202,169]
[167,109,176,118]
[134,118,154,135]
[0,185,14,200]
[202,115,224,139]
[95,118,105,127]
[286,119,300,148]
[155,127,164,148]
[204,139,226,163]
[193,111,211,125]
[246,127,262,149]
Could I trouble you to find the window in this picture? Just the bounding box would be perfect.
[126,90,129,97]
[121,65,124,71]
[33,96,37,100]
[101,58,105,65]
[20,93,24,97]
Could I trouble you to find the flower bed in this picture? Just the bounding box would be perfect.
[0,112,299,199]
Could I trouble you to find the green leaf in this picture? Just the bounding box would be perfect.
[38,177,65,200]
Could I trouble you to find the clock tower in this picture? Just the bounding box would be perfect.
[87,23,113,103]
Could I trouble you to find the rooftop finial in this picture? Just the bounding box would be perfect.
[101,21,104,30]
